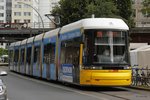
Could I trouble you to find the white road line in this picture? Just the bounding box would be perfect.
[9,72,110,100]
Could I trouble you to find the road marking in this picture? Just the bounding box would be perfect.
[9,72,110,100]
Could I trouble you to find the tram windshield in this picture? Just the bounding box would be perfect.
[83,29,129,65]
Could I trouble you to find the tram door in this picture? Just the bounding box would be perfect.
[43,43,51,79]
[14,49,19,72]
[33,45,41,77]
[60,37,80,83]
[43,43,56,80]
[26,47,32,75]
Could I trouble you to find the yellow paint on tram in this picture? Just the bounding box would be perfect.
[80,70,131,86]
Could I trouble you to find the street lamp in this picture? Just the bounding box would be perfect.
[17,2,44,32]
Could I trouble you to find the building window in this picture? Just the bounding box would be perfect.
[24,19,30,23]
[0,20,4,23]
[24,4,30,8]
[14,19,20,23]
[24,12,31,16]
[15,4,22,8]
[0,6,4,10]
[14,12,21,16]
[0,13,4,17]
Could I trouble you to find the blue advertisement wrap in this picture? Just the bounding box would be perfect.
[60,29,81,41]
[50,64,56,80]
[27,43,32,48]
[34,41,41,46]
[42,63,47,79]
[61,64,73,82]
[43,36,56,44]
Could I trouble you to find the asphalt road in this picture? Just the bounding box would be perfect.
[1,66,150,100]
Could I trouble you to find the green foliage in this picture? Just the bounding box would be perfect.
[113,0,133,28]
[52,0,89,26]
[0,48,8,57]
[52,0,133,27]
[141,0,150,17]
[84,0,119,18]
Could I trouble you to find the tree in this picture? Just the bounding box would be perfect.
[84,0,119,18]
[52,0,89,26]
[52,0,134,27]
[113,0,134,27]
[52,0,119,26]
[141,0,150,17]
[0,48,8,57]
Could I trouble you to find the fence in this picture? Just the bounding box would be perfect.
[132,67,150,87]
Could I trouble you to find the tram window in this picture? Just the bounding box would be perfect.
[113,31,125,44]
[43,43,55,64]
[21,49,25,63]
[27,47,31,64]
[9,50,13,62]
[61,37,80,65]
[34,46,40,63]
[83,30,94,65]
[84,30,128,64]
[50,44,55,63]
[44,43,50,64]
[94,45,111,63]
[14,49,19,62]
[113,46,127,63]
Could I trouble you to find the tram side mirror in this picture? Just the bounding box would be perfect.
[0,71,7,76]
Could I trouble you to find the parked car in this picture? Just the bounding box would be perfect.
[0,71,7,100]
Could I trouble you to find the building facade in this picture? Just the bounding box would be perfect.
[132,0,150,27]
[11,0,39,28]
[0,0,10,49]
[0,0,6,23]
[6,0,12,23]
[11,0,60,28]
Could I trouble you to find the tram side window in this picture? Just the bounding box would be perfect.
[44,43,55,64]
[61,37,80,65]
[14,49,19,62]
[34,46,40,63]
[27,47,31,64]
[44,43,50,64]
[50,44,55,63]
[83,30,94,65]
[9,50,13,62]
[21,49,25,63]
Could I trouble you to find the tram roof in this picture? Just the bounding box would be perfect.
[27,36,34,44]
[34,33,44,42]
[21,39,28,45]
[9,42,16,47]
[60,18,129,34]
[15,41,21,46]
[44,28,59,39]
